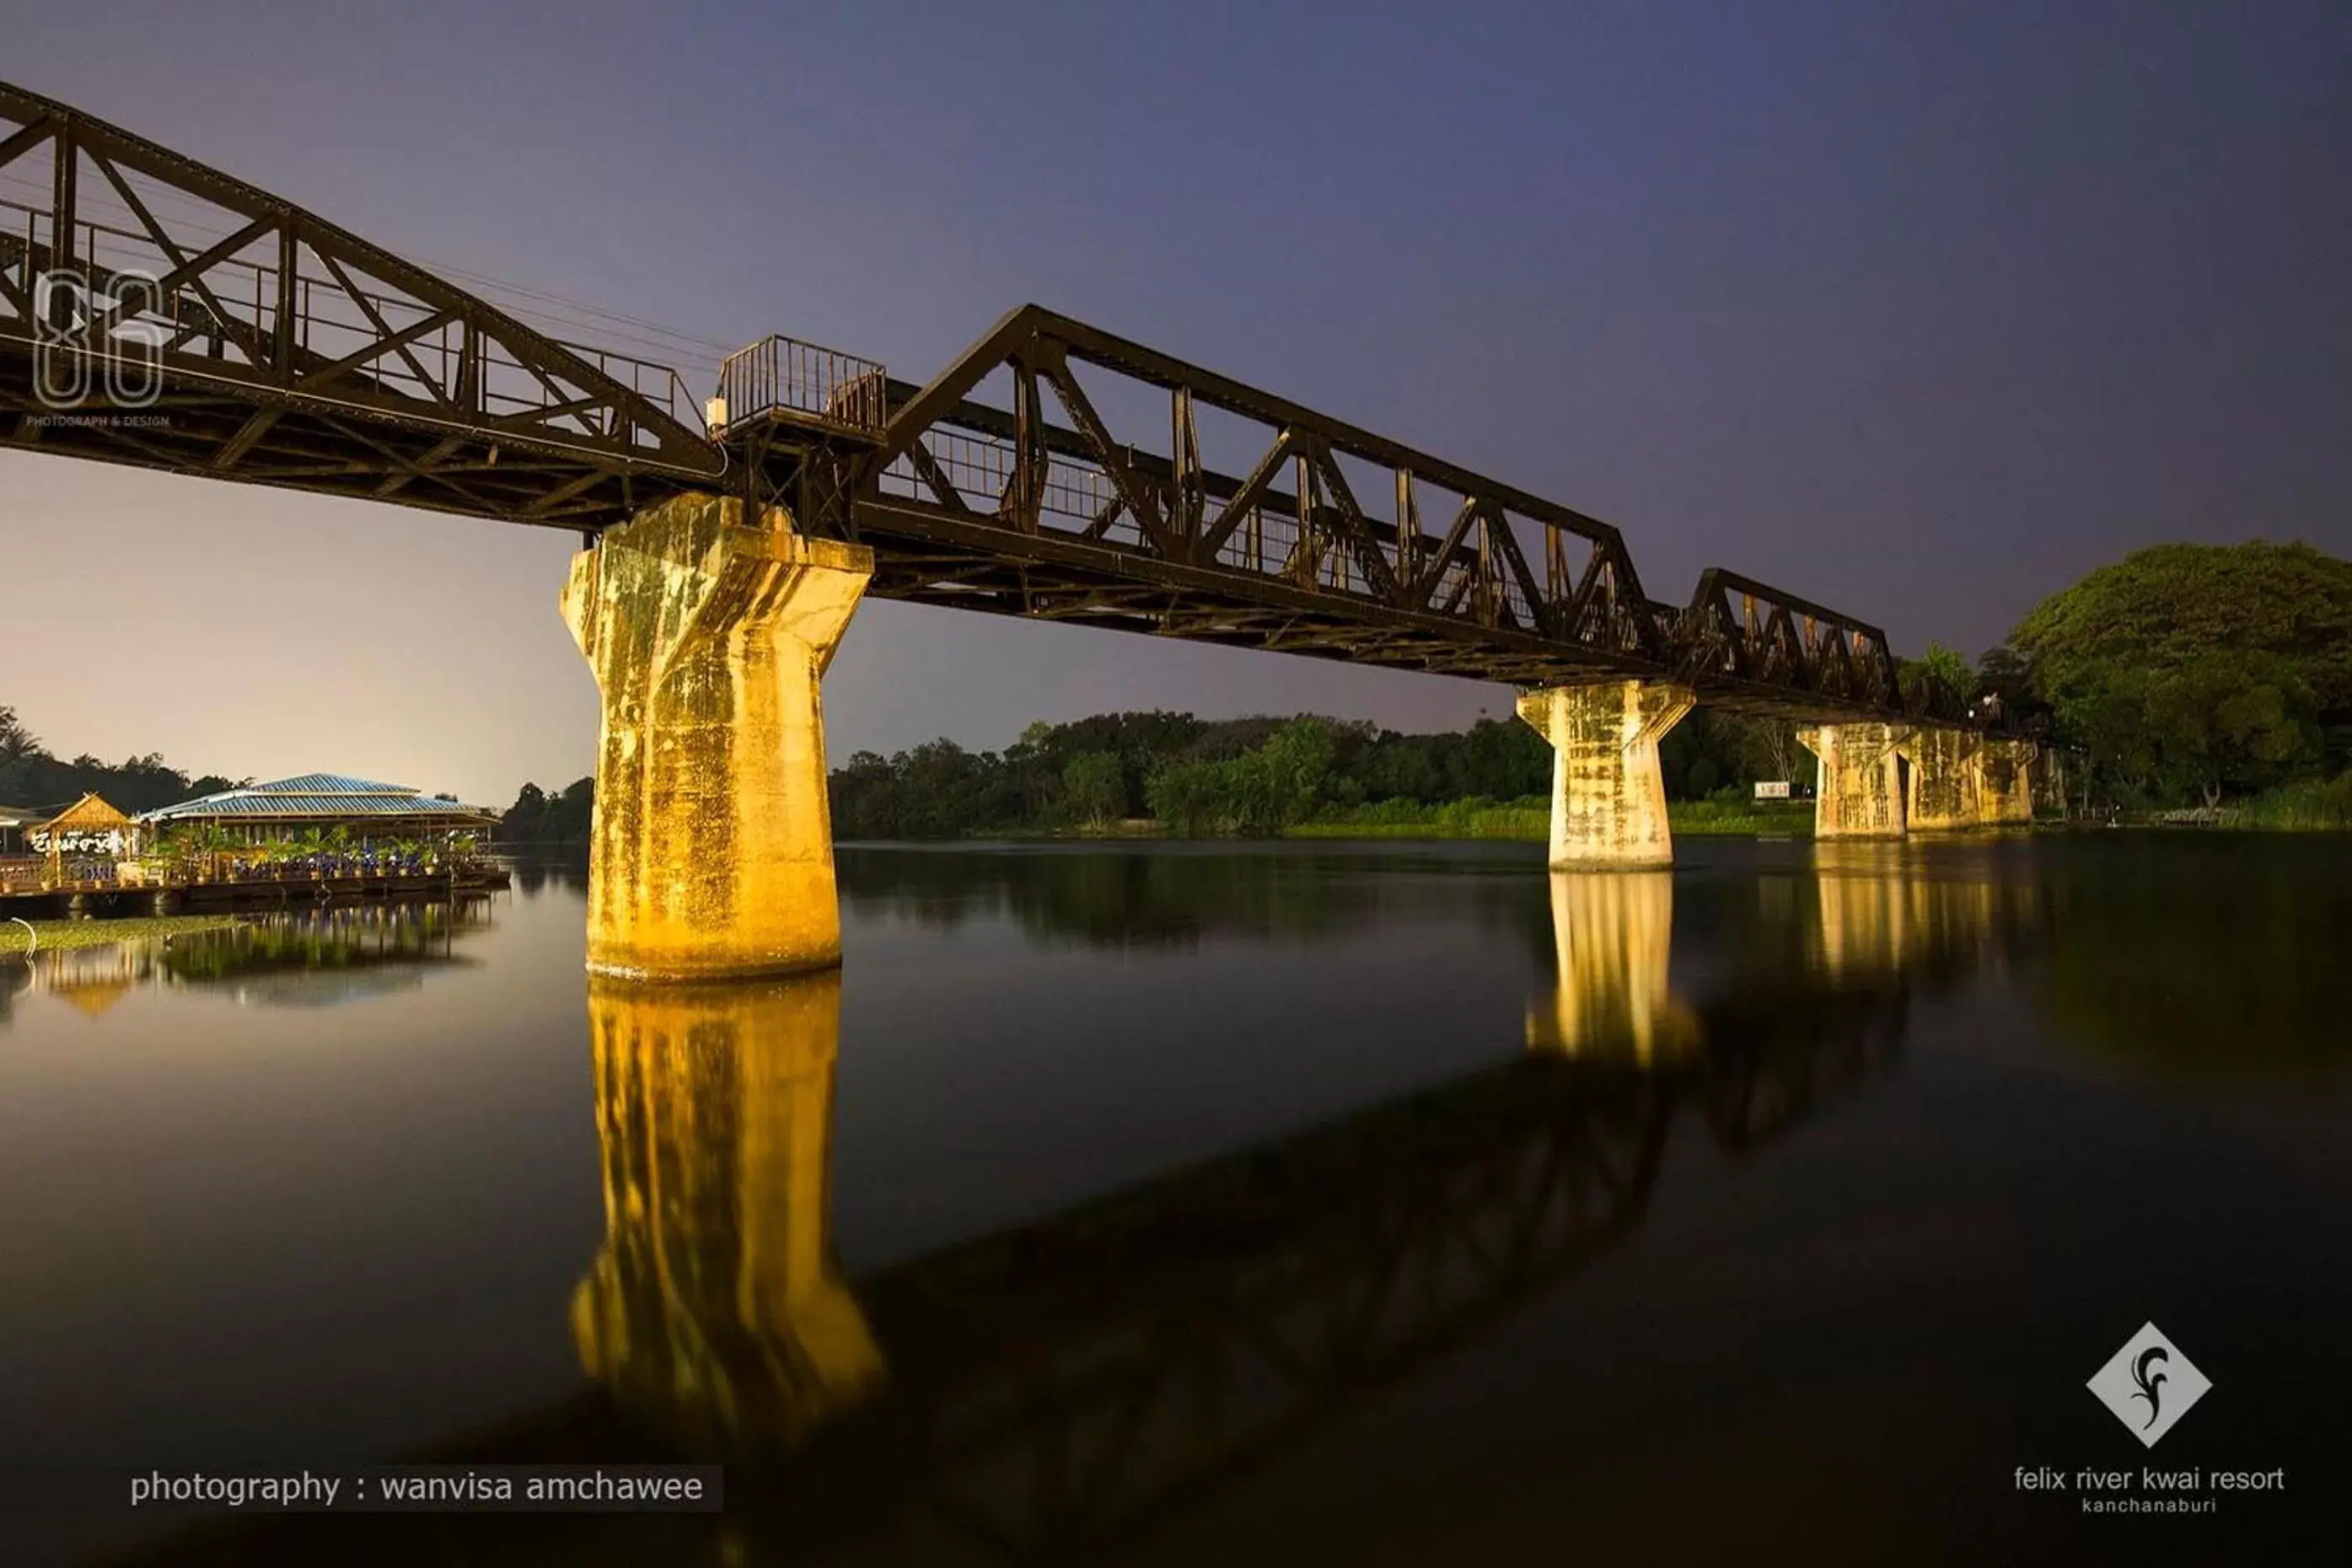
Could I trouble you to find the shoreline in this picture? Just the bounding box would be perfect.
[507,812,2346,861]
[1,914,247,955]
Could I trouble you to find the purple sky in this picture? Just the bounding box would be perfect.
[3,1,2348,805]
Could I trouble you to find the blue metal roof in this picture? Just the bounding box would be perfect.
[139,775,495,823]
[242,773,412,795]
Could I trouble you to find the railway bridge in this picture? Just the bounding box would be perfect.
[0,79,2033,977]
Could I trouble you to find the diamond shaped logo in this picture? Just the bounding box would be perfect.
[2086,1322,2210,1447]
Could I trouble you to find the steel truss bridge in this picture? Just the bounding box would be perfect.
[0,79,1981,726]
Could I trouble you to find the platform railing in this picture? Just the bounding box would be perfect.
[714,334,889,436]
[0,198,706,449]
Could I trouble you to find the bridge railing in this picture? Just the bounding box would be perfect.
[856,306,1657,659]
[714,334,889,437]
[0,196,707,442]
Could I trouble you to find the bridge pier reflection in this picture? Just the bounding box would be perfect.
[1516,680,1696,867]
[562,494,873,980]
[571,972,884,1455]
[1526,871,1699,1063]
[1808,840,2016,982]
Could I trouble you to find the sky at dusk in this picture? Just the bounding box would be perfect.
[3,1,2348,806]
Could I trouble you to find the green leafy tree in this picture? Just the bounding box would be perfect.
[1974,645,2037,717]
[2011,541,2352,803]
[502,778,596,843]
[1229,717,1336,834]
[2144,652,2322,804]
[0,705,39,773]
[1061,751,1125,829]
[1898,642,1978,714]
[1146,757,1232,835]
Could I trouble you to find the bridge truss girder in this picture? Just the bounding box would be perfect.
[0,80,721,529]
[1,77,1959,726]
[733,306,1919,721]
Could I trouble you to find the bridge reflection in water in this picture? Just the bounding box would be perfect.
[117,851,2022,1565]
[571,975,885,1453]
[556,851,2021,1566]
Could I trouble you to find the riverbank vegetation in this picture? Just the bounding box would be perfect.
[498,779,596,845]
[828,708,1812,840]
[504,706,1811,843]
[0,914,244,955]
[2225,774,2352,830]
[800,539,2349,839]
[443,544,2352,845]
[1286,795,1812,840]
[0,706,239,814]
[1932,541,2352,819]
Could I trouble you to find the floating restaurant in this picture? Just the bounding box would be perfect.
[137,774,500,843]
[1,774,507,916]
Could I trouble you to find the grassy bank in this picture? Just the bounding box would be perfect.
[1668,798,1817,835]
[0,914,245,955]
[2222,775,2352,830]
[1284,795,1813,841]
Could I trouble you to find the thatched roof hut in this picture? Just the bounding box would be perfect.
[28,793,141,857]
[38,793,135,835]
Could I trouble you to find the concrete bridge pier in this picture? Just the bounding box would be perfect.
[1980,738,2038,825]
[1798,722,1912,840]
[1901,728,1984,832]
[1516,680,1697,869]
[564,492,873,980]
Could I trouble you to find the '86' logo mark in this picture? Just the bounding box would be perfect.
[33,266,167,411]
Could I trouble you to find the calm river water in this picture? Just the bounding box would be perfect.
[3,836,2346,1565]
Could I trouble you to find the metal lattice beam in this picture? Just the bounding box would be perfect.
[0,79,722,529]
[0,78,1987,727]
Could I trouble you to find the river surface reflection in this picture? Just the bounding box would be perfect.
[3,836,2346,1564]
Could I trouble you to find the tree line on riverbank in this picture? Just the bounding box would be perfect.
[1926,540,2352,821]
[498,707,1806,844]
[0,707,239,814]
[811,539,2352,835]
[497,540,2352,841]
[19,539,2312,845]
[823,706,1806,839]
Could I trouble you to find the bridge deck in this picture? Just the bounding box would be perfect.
[0,77,1986,728]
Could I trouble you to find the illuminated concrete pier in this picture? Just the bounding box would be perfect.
[1516,680,1696,869]
[1900,731,2038,831]
[564,493,873,980]
[1901,728,1984,832]
[1799,722,1911,840]
[1527,870,1696,1064]
[1981,738,2038,825]
[572,972,883,1452]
